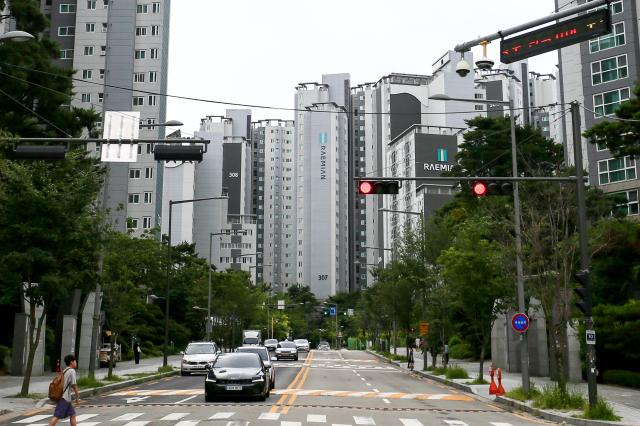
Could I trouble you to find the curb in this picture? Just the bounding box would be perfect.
[366,350,632,426]
[0,369,178,423]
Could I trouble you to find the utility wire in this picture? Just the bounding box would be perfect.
[580,104,640,123]
[0,87,73,137]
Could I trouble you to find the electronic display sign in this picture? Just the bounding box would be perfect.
[500,9,611,63]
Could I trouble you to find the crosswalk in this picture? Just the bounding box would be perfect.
[273,362,393,371]
[13,411,523,426]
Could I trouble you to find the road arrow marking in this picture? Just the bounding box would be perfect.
[124,396,150,404]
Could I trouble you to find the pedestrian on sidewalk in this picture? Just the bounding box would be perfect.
[443,342,449,367]
[133,340,141,365]
[48,354,81,426]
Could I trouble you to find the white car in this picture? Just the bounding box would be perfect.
[275,341,298,361]
[294,339,310,352]
[181,342,219,376]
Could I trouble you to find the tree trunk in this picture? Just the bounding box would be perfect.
[20,300,46,396]
[108,333,114,379]
[393,319,397,355]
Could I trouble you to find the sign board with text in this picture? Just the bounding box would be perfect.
[419,322,429,336]
[586,329,596,345]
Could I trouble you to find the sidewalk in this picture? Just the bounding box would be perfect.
[389,347,640,425]
[0,355,181,416]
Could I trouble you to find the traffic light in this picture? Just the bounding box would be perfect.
[574,269,592,316]
[470,180,513,197]
[358,180,400,195]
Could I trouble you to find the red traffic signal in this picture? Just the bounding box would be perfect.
[358,180,400,195]
[471,180,513,197]
[471,180,488,196]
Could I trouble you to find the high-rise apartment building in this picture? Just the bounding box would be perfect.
[251,120,296,292]
[41,0,171,234]
[557,0,639,217]
[294,74,350,298]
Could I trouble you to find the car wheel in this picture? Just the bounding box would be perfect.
[205,393,215,402]
[181,370,190,376]
[266,386,270,397]
[258,392,267,401]
[294,356,298,361]
[271,379,275,390]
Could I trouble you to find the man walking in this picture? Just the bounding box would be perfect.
[133,340,141,365]
[48,354,81,426]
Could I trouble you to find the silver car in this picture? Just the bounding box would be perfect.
[236,346,276,389]
[294,339,310,352]
[275,341,298,361]
[181,342,219,376]
[317,341,330,351]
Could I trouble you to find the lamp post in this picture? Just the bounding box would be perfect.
[207,230,249,341]
[163,196,228,367]
[429,86,530,394]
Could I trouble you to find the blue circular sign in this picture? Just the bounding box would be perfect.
[511,313,530,333]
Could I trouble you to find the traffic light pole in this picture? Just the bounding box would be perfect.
[571,101,597,406]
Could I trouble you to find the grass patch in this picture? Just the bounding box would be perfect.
[125,372,155,379]
[505,385,541,401]
[76,376,104,389]
[380,351,408,362]
[581,398,621,421]
[466,377,489,385]
[430,366,448,375]
[533,384,585,410]
[103,375,124,382]
[9,393,46,399]
[157,365,174,373]
[445,366,469,379]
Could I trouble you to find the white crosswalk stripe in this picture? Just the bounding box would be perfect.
[444,421,469,426]
[112,413,144,421]
[160,413,189,421]
[210,412,235,419]
[174,421,199,426]
[14,415,51,423]
[122,422,149,426]
[490,423,515,426]
[258,412,280,420]
[353,416,376,425]
[224,422,248,426]
[280,422,302,426]
[62,414,99,422]
[400,420,423,426]
[307,414,327,423]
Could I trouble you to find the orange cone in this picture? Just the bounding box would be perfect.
[489,365,498,395]
[496,368,505,396]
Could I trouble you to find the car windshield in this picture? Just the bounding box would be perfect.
[237,347,269,361]
[243,337,259,344]
[278,341,296,348]
[294,339,308,344]
[319,341,329,345]
[265,339,278,345]
[185,344,215,355]
[214,354,261,368]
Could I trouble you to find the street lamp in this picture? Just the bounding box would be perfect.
[429,82,530,393]
[163,196,228,367]
[207,229,249,341]
[0,30,35,43]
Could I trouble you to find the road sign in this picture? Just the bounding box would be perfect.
[277,300,285,310]
[419,321,429,336]
[329,306,336,316]
[586,329,596,345]
[511,313,530,333]
[347,308,354,316]
[501,9,611,63]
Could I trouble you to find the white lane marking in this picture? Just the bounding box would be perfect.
[400,420,423,426]
[210,412,235,419]
[365,382,372,386]
[353,416,375,425]
[76,423,100,426]
[360,377,365,381]
[281,422,302,426]
[258,412,280,420]
[14,415,51,423]
[61,414,98,422]
[124,396,150,403]
[331,424,352,426]
[372,388,379,392]
[383,398,391,404]
[225,422,248,426]
[490,424,514,426]
[175,395,198,404]
[122,422,149,426]
[174,422,199,426]
[307,414,327,422]
[444,421,469,426]
[112,413,144,421]
[160,413,189,420]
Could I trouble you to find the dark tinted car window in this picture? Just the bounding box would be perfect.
[214,354,261,368]
[278,341,296,348]
[237,347,268,361]
[265,339,278,345]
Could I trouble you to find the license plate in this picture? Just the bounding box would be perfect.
[226,385,242,391]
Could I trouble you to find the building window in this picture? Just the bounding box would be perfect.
[474,105,484,111]
[593,87,630,118]
[143,118,156,130]
[99,69,104,79]
[102,22,108,32]
[591,55,627,85]
[103,0,109,8]
[142,217,152,229]
[587,0,623,14]
[59,49,74,59]
[100,45,106,56]
[87,0,96,9]
[132,96,144,106]
[129,169,141,179]
[596,141,608,152]
[136,4,148,13]
[134,49,146,59]
[59,4,76,13]
[128,193,140,204]
[148,95,157,106]
[612,189,639,216]
[98,93,103,103]
[84,46,94,56]
[128,218,139,229]
[150,48,159,59]
[143,192,152,204]
[598,156,636,185]
[135,26,147,36]
[82,69,92,80]
[85,23,95,32]
[144,167,153,179]
[58,26,75,36]
[81,93,91,103]
[134,73,145,83]
[589,22,625,53]
[152,2,160,13]
[151,25,159,36]
[148,71,158,82]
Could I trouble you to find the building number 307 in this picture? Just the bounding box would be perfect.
[318,274,328,280]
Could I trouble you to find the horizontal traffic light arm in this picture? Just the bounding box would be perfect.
[355,176,587,183]
[2,137,210,147]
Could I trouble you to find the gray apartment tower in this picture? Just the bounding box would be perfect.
[557,0,639,217]
[41,0,171,234]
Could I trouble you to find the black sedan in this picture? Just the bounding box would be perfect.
[205,352,270,402]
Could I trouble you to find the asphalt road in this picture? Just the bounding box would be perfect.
[7,350,556,425]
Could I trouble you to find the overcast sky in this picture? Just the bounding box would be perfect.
[166,0,560,136]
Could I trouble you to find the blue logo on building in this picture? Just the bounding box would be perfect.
[319,132,328,144]
[437,148,448,162]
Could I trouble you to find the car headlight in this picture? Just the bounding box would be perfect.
[182,359,188,364]
[252,373,265,382]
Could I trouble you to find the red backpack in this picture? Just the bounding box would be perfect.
[48,368,70,402]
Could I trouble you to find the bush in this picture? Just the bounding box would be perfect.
[429,366,448,376]
[448,336,475,360]
[505,385,541,401]
[603,370,640,389]
[380,351,408,362]
[445,366,469,379]
[533,384,585,410]
[157,365,174,373]
[582,398,620,421]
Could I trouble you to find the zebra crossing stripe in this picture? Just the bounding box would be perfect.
[258,412,280,420]
[14,415,50,423]
[209,412,235,419]
[112,413,144,421]
[122,422,149,426]
[400,420,424,426]
[307,414,327,423]
[160,413,189,420]
[444,421,469,426]
[353,416,376,425]
[174,421,199,426]
[74,423,99,426]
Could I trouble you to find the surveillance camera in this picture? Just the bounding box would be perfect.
[456,59,471,77]
[475,56,495,71]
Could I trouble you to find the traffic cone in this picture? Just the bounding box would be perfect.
[55,359,61,373]
[496,368,505,396]
[489,365,497,395]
